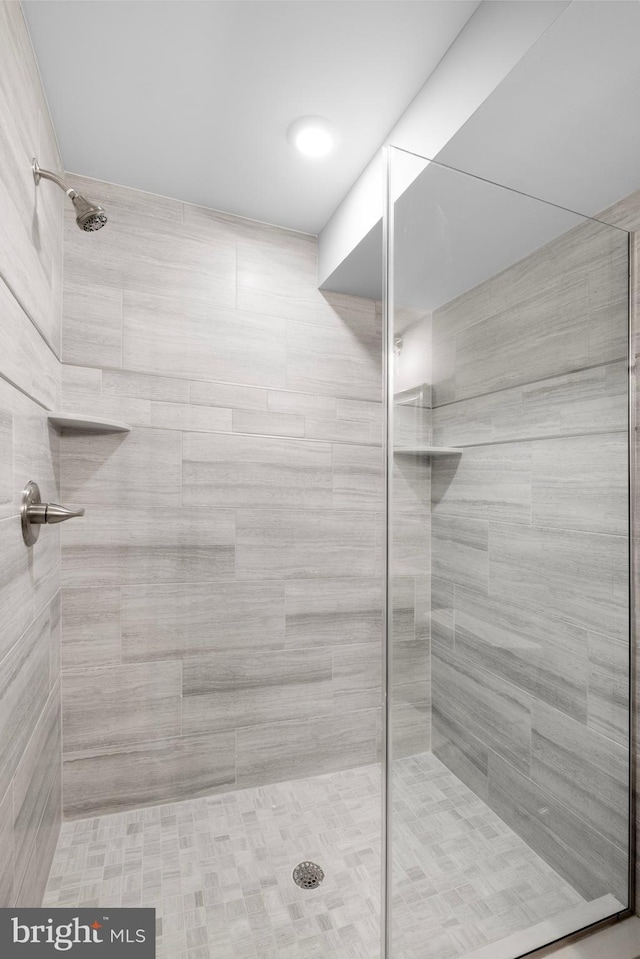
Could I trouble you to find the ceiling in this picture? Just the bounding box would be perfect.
[324,0,640,309]
[22,0,479,235]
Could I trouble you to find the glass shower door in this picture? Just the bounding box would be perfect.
[384,145,631,959]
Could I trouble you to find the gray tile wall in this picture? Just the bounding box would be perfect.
[595,190,640,914]
[0,1,63,906]
[391,364,433,759]
[59,175,384,818]
[429,214,631,904]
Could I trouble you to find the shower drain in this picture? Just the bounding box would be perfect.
[293,861,325,889]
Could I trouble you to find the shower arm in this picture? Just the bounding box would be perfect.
[32,158,78,199]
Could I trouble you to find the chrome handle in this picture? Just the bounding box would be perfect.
[27,502,86,524]
[21,481,85,546]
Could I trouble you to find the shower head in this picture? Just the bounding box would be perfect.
[32,158,107,232]
[70,194,108,232]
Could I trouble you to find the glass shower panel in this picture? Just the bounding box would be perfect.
[385,145,631,959]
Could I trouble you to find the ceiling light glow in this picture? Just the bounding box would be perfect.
[288,116,339,158]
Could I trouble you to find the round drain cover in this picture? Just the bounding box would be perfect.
[293,861,325,889]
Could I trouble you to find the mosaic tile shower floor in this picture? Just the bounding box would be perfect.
[43,754,584,959]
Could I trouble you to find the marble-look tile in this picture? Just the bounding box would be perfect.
[238,223,376,339]
[49,592,60,690]
[268,390,337,417]
[430,576,454,651]
[66,173,183,224]
[236,510,376,579]
[431,704,488,800]
[103,368,189,404]
[284,577,383,647]
[150,401,232,433]
[394,403,432,448]
[0,784,14,906]
[391,575,416,645]
[63,733,236,819]
[489,522,628,642]
[64,185,236,312]
[61,587,121,669]
[183,432,332,509]
[332,444,384,510]
[392,637,429,692]
[392,511,430,578]
[182,648,333,734]
[33,763,62,908]
[431,515,489,593]
[12,687,60,896]
[61,428,181,506]
[488,751,628,904]
[531,700,628,850]
[332,644,382,710]
[306,414,374,445]
[390,701,430,759]
[286,320,381,402]
[62,282,122,368]
[12,389,60,515]
[61,365,102,395]
[190,380,267,412]
[393,454,430,514]
[531,432,628,535]
[432,443,532,525]
[432,281,492,345]
[454,586,588,723]
[62,661,182,752]
[121,582,285,661]
[235,711,377,787]
[432,361,627,447]
[432,645,532,775]
[337,398,383,426]
[123,292,287,388]
[0,517,33,664]
[232,409,304,438]
[0,1,62,355]
[0,604,51,801]
[0,378,13,521]
[62,507,235,588]
[431,334,456,406]
[60,390,151,429]
[587,631,629,748]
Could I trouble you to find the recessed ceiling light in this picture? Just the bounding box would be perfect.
[288,116,339,158]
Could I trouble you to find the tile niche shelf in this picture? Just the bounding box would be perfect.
[394,446,463,456]
[47,412,131,433]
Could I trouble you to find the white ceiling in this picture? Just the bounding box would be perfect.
[22,0,479,235]
[325,0,640,308]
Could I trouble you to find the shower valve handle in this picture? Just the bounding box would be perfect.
[21,480,85,547]
[27,502,85,524]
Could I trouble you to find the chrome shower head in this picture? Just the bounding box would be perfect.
[70,193,108,232]
[32,158,107,232]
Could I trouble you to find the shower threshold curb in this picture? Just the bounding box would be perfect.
[464,897,635,959]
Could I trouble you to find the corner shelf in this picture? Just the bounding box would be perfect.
[394,446,462,456]
[47,412,131,433]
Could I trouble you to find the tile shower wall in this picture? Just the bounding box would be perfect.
[595,190,640,915]
[391,311,433,759]
[430,216,630,904]
[0,2,63,906]
[59,175,386,818]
